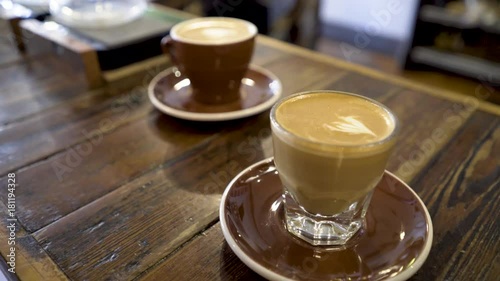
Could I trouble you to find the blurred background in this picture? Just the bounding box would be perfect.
[155,0,500,104]
[3,0,497,103]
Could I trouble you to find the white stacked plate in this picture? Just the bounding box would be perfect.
[49,0,147,29]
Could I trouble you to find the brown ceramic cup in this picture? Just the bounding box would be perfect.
[161,17,257,105]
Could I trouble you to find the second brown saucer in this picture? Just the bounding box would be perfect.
[148,65,282,121]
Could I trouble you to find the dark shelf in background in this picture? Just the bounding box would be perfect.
[405,2,500,86]
[410,46,500,82]
[420,5,500,34]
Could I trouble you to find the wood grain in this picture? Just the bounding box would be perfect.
[409,111,499,281]
[0,15,499,281]
[257,54,346,96]
[0,39,285,178]
[322,72,401,101]
[0,202,67,281]
[137,224,264,281]
[33,113,273,280]
[0,46,299,233]
[257,35,500,116]
[253,38,291,65]
[318,73,473,184]
[33,82,484,281]
[27,53,342,280]
[138,112,499,281]
[383,90,474,183]
[0,55,87,125]
[8,51,482,279]
[0,88,152,177]
[0,112,219,233]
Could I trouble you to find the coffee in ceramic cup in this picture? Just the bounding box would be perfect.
[161,17,257,105]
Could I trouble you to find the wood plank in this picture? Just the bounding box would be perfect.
[12,53,344,231]
[409,111,499,281]
[260,54,347,96]
[314,72,475,183]
[0,55,88,125]
[0,112,219,233]
[253,38,290,65]
[0,202,68,281]
[317,37,500,106]
[257,36,500,116]
[137,224,263,281]
[321,72,402,101]
[0,28,495,281]
[32,85,475,280]
[401,69,500,106]
[29,54,347,280]
[0,39,291,178]
[140,112,499,281]
[0,88,152,177]
[0,46,301,234]
[32,112,274,281]
[384,89,475,183]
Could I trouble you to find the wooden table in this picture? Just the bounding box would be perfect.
[0,19,499,281]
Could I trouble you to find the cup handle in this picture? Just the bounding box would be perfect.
[161,35,177,65]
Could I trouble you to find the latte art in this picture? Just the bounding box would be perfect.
[275,93,394,146]
[171,18,257,45]
[181,26,239,42]
[322,115,377,137]
[272,92,397,215]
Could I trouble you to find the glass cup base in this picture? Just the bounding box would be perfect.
[283,189,373,246]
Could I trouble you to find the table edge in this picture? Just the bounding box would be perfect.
[256,36,500,116]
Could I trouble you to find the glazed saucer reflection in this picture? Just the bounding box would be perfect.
[220,158,433,281]
[148,65,282,121]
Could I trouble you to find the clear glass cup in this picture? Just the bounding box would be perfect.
[270,91,399,246]
[49,0,147,28]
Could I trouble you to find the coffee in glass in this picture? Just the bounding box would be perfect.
[271,91,398,246]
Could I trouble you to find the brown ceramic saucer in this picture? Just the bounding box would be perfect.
[220,158,433,281]
[148,65,282,121]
